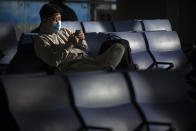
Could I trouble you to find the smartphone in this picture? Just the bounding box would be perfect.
[75,30,81,36]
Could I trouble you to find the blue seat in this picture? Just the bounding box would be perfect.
[144,31,191,73]
[1,75,81,131]
[142,19,172,31]
[67,72,144,131]
[85,32,106,57]
[0,80,20,131]
[0,22,18,65]
[7,33,51,74]
[128,70,196,131]
[61,21,83,33]
[101,32,154,70]
[112,20,143,32]
[82,21,114,33]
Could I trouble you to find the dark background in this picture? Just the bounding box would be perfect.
[116,0,196,46]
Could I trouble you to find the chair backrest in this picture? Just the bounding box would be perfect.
[0,81,20,131]
[144,31,191,72]
[61,21,83,33]
[85,32,106,57]
[142,19,172,31]
[18,32,38,45]
[1,75,81,131]
[82,21,114,33]
[7,33,51,74]
[145,31,181,52]
[129,70,188,103]
[112,20,143,32]
[0,22,18,64]
[101,32,154,70]
[128,70,196,130]
[67,72,143,131]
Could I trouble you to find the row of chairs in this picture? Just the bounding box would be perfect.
[61,19,172,33]
[86,31,191,73]
[1,70,196,131]
[0,19,170,60]
[5,30,191,75]
[0,19,173,71]
[0,20,192,76]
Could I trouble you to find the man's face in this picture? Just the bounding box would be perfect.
[43,13,61,27]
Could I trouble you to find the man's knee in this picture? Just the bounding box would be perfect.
[112,43,125,53]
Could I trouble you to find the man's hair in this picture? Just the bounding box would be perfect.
[39,4,61,20]
[49,0,66,3]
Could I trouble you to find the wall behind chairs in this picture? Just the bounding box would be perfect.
[179,0,195,45]
[0,1,90,40]
[116,0,195,47]
[116,0,166,20]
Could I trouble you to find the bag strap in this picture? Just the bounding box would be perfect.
[106,34,122,41]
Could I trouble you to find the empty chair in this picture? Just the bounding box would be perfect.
[82,21,114,33]
[1,75,81,131]
[142,19,172,31]
[144,31,191,73]
[85,32,107,57]
[0,22,18,65]
[61,21,83,33]
[128,70,196,131]
[7,33,52,74]
[101,32,154,70]
[112,20,143,32]
[18,32,38,45]
[67,72,144,131]
[0,81,20,131]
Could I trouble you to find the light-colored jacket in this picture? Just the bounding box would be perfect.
[34,28,88,69]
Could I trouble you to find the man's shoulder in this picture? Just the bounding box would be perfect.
[35,33,50,44]
[37,33,51,40]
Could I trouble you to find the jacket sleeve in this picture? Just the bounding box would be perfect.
[34,37,77,67]
[65,28,88,51]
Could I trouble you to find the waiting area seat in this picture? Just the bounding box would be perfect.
[142,19,172,31]
[112,20,143,32]
[67,72,144,131]
[7,33,52,74]
[144,31,192,73]
[1,70,196,131]
[1,75,81,131]
[0,22,18,65]
[128,70,196,131]
[85,32,106,57]
[82,21,114,33]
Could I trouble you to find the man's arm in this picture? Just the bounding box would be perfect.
[74,30,88,51]
[34,37,77,67]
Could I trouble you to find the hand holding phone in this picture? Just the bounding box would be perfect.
[74,30,85,40]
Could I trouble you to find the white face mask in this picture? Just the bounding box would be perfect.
[52,21,61,33]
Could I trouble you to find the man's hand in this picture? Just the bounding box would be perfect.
[75,30,85,41]
[69,30,85,45]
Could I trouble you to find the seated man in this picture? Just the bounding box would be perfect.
[34,4,125,72]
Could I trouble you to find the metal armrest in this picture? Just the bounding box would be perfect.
[134,121,175,131]
[148,121,175,131]
[156,61,174,70]
[147,61,174,70]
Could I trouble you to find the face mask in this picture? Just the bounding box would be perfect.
[52,21,61,33]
